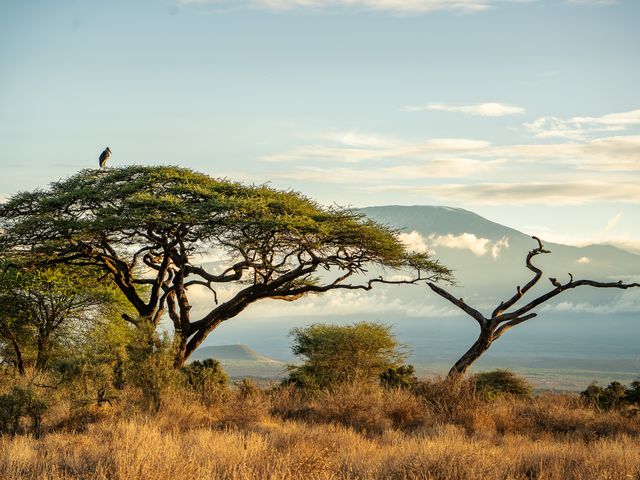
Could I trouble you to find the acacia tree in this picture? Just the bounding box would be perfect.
[427,237,640,378]
[0,166,451,368]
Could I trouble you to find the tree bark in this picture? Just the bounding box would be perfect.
[35,336,50,371]
[10,335,25,376]
[448,329,493,378]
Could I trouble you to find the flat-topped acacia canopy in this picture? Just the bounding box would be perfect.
[0,166,451,367]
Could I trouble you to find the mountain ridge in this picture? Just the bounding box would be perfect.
[359,205,639,258]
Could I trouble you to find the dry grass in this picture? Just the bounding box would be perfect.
[2,380,640,479]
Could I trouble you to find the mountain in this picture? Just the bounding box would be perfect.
[359,205,640,303]
[190,344,283,363]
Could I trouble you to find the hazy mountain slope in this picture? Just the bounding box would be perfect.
[360,205,524,241]
[190,344,283,363]
[360,205,640,304]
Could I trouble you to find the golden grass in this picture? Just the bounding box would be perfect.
[2,416,640,480]
[2,381,640,479]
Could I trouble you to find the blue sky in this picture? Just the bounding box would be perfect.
[1,0,639,251]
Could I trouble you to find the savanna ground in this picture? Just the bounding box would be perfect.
[2,373,640,480]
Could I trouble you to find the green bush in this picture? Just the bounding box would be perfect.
[379,364,417,389]
[125,324,177,412]
[181,359,228,406]
[0,386,49,437]
[285,322,409,390]
[473,369,533,400]
[581,380,640,410]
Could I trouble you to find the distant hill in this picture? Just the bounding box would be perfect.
[359,205,640,303]
[190,344,284,364]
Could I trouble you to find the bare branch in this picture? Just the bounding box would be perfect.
[427,282,486,327]
[493,313,537,339]
[492,236,551,317]
[500,278,640,322]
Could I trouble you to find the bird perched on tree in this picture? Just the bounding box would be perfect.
[549,277,562,289]
[98,147,111,168]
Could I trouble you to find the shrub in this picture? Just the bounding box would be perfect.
[581,380,640,410]
[125,324,177,412]
[181,359,228,406]
[380,364,417,389]
[0,386,49,437]
[285,322,409,390]
[473,370,533,400]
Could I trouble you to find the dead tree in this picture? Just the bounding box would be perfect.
[427,236,640,378]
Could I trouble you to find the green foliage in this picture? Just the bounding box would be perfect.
[125,324,177,412]
[380,364,417,389]
[0,166,451,367]
[286,322,408,390]
[0,260,127,372]
[472,370,533,400]
[581,380,640,410]
[54,316,133,406]
[0,386,49,437]
[628,380,640,404]
[181,359,228,406]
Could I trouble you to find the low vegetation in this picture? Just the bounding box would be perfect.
[1,311,639,478]
[1,371,640,480]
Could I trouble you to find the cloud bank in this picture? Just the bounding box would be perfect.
[525,108,640,140]
[399,231,509,259]
[177,0,504,14]
[404,102,525,117]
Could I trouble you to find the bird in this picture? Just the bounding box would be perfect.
[98,147,111,168]
[549,277,562,289]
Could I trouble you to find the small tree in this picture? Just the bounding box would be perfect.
[426,237,639,378]
[0,261,121,371]
[286,322,409,389]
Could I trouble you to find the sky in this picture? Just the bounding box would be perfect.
[1,0,639,253]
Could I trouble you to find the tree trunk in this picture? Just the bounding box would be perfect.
[173,332,188,369]
[35,337,50,371]
[447,329,494,379]
[10,335,25,376]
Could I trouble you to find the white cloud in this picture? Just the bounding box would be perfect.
[397,230,510,258]
[326,132,399,149]
[246,289,459,318]
[261,137,491,163]
[372,181,640,205]
[177,0,503,14]
[398,231,432,254]
[567,0,616,5]
[576,256,592,264]
[524,108,640,139]
[404,102,525,117]
[490,236,509,259]
[428,233,509,258]
[274,157,503,183]
[605,213,622,232]
[264,130,640,173]
[541,293,640,315]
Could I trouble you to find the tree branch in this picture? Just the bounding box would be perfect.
[427,282,487,327]
[492,236,550,317]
